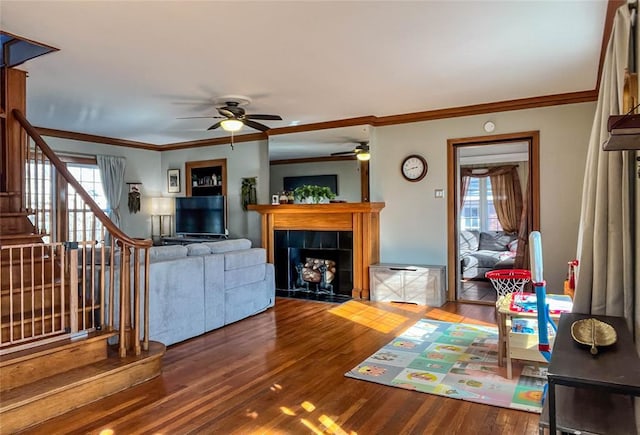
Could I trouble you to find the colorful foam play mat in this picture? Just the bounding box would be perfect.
[345,319,547,413]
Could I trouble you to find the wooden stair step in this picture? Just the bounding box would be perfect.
[0,263,61,290]
[0,211,34,216]
[1,250,50,265]
[0,330,117,391]
[0,194,22,215]
[1,283,65,313]
[0,341,165,433]
[0,233,46,246]
[0,233,46,241]
[1,304,101,343]
[0,212,36,234]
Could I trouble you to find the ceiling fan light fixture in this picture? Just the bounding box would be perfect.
[220,119,243,132]
[356,151,371,161]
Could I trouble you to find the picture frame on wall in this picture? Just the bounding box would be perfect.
[167,169,180,193]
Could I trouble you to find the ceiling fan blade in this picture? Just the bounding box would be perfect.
[207,121,223,131]
[330,151,356,156]
[177,116,224,119]
[245,114,283,121]
[243,119,271,132]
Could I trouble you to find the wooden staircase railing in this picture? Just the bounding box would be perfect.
[4,109,152,358]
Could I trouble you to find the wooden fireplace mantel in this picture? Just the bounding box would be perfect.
[248,202,385,299]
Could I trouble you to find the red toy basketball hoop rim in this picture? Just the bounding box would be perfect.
[485,269,531,280]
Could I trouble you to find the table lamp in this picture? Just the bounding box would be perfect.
[150,197,174,243]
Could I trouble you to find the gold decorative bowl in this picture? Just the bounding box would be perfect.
[571,318,617,355]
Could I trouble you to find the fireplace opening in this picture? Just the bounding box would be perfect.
[274,230,353,301]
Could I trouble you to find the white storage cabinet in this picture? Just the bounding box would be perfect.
[369,263,446,306]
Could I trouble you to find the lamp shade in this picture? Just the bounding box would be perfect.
[150,197,174,215]
[220,119,244,132]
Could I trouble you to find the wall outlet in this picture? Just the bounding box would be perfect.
[434,189,444,198]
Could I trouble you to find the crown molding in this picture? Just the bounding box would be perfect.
[35,90,598,153]
[373,90,597,126]
[267,116,377,136]
[159,132,267,151]
[270,155,357,165]
[36,127,159,151]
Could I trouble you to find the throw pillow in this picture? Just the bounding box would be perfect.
[478,231,516,251]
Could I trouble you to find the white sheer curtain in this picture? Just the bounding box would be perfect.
[97,155,126,229]
[574,6,638,419]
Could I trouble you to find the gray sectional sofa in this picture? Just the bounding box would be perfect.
[107,238,275,346]
[459,230,518,279]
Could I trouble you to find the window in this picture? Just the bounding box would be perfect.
[460,177,502,232]
[66,164,108,242]
[25,158,54,242]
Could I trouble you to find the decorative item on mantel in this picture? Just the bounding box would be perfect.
[127,182,142,213]
[293,185,336,204]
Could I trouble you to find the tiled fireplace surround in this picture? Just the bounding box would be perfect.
[274,230,353,298]
[248,202,385,299]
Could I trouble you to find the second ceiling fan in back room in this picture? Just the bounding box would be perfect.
[179,96,283,133]
[331,141,370,161]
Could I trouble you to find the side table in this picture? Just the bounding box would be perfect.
[539,312,640,434]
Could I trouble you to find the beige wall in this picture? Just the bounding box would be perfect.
[45,137,270,246]
[160,139,269,246]
[370,102,597,292]
[44,136,163,239]
[269,160,361,202]
[46,101,597,292]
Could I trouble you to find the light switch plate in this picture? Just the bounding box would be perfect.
[434,189,444,198]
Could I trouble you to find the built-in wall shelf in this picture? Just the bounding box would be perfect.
[185,159,227,197]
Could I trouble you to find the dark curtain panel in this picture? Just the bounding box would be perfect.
[490,166,523,233]
[514,171,531,270]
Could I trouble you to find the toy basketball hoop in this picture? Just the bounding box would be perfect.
[485,269,531,300]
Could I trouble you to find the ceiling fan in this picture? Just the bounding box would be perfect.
[179,97,282,133]
[331,141,370,161]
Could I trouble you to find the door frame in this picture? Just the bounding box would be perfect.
[446,131,540,302]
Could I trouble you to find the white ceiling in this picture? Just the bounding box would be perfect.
[2,1,608,157]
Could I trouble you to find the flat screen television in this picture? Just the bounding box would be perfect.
[175,195,226,236]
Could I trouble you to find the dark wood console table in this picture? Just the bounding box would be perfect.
[539,312,640,434]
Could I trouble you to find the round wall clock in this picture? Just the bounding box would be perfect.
[401,154,428,182]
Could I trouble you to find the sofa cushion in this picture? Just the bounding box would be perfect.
[468,250,511,268]
[204,238,252,253]
[224,248,266,270]
[225,264,266,288]
[459,230,480,252]
[185,243,211,256]
[149,245,188,262]
[478,231,516,251]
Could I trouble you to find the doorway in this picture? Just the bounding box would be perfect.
[447,132,540,304]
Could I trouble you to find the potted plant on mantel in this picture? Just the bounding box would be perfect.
[293,185,336,204]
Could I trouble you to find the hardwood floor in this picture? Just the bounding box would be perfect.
[20,298,540,435]
[458,279,497,304]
